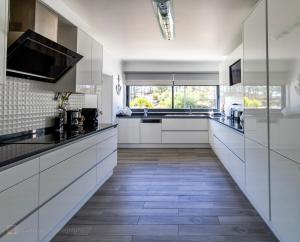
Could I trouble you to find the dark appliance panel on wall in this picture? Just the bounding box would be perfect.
[229,59,242,86]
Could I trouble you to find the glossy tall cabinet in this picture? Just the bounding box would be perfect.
[243,0,270,220]
[268,0,300,241]
[0,0,7,84]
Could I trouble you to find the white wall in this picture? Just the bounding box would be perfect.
[103,49,124,119]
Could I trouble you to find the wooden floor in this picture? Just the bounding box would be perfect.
[52,148,278,242]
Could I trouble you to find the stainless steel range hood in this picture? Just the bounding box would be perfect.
[7,0,83,83]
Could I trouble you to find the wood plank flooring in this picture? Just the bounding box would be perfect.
[52,148,278,242]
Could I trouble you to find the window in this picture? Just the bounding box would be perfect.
[128,86,172,109]
[127,85,219,110]
[173,86,218,109]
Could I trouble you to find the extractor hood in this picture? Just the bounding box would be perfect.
[7,29,83,83]
[7,0,83,83]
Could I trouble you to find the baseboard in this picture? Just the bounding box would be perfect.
[118,143,210,148]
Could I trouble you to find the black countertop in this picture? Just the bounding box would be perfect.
[210,117,244,134]
[117,113,244,133]
[0,123,117,170]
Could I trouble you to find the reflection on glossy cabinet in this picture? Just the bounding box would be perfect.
[245,137,269,220]
[270,151,300,242]
[0,0,7,84]
[243,0,268,146]
[268,0,300,163]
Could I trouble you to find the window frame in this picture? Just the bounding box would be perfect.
[126,85,220,112]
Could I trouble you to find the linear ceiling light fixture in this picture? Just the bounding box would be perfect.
[152,0,175,40]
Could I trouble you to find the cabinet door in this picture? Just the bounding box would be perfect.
[140,123,162,143]
[76,29,93,93]
[92,40,103,89]
[268,0,300,164]
[97,151,117,184]
[270,151,300,242]
[39,146,97,205]
[0,175,39,235]
[117,119,140,143]
[39,168,96,242]
[162,119,208,131]
[162,131,208,144]
[245,138,269,220]
[243,0,268,146]
[0,212,38,242]
[0,0,7,84]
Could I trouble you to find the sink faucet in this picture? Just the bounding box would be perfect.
[144,108,148,117]
[189,105,192,114]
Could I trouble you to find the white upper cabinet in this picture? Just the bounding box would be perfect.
[56,26,103,94]
[268,0,300,164]
[76,29,93,93]
[243,0,268,146]
[0,0,7,84]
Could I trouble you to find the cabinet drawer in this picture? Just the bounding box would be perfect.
[211,120,244,161]
[0,158,39,193]
[39,146,97,205]
[162,131,208,144]
[213,136,245,190]
[162,119,208,131]
[0,212,38,242]
[0,175,38,235]
[140,123,162,143]
[97,135,117,163]
[40,129,116,171]
[97,151,117,184]
[39,168,96,241]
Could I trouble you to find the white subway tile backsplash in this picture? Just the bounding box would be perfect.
[0,77,85,135]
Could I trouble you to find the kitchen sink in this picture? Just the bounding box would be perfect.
[164,114,209,118]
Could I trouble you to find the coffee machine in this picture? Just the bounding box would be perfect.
[66,110,81,129]
[81,108,99,128]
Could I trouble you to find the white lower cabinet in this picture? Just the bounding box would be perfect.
[97,135,117,162]
[97,151,117,184]
[39,168,97,242]
[162,131,208,144]
[140,123,162,144]
[162,119,208,131]
[245,138,269,220]
[39,146,97,205]
[270,151,300,242]
[0,212,38,242]
[213,136,245,190]
[0,175,39,236]
[117,119,140,143]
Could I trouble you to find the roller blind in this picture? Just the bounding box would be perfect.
[125,72,219,86]
[173,73,219,85]
[125,73,173,85]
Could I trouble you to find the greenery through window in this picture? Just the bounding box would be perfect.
[128,85,218,110]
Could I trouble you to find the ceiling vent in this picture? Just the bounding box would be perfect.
[152,0,175,40]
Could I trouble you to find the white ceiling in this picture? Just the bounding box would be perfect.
[61,0,258,61]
